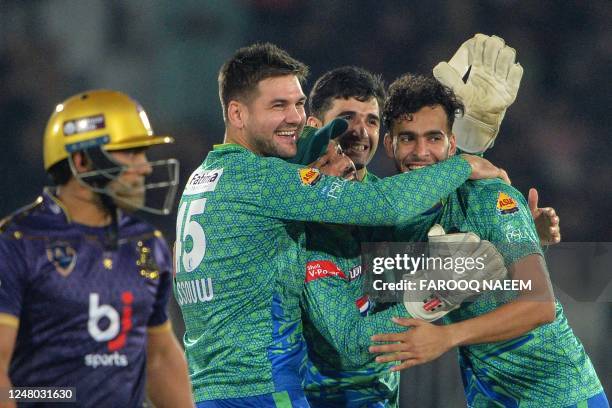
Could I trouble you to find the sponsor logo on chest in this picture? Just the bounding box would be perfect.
[355,295,371,316]
[305,260,347,283]
[299,167,321,186]
[183,168,223,195]
[85,292,134,368]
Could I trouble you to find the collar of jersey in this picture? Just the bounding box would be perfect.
[42,187,128,232]
[360,168,372,182]
[43,187,73,223]
[212,143,248,152]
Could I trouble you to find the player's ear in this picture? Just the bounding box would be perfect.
[71,152,90,173]
[306,116,323,128]
[448,132,457,156]
[383,132,394,158]
[227,100,246,129]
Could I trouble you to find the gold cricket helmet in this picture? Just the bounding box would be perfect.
[43,89,173,170]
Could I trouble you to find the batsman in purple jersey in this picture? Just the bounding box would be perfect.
[0,189,172,406]
[0,90,193,408]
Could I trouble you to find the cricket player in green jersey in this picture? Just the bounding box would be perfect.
[369,73,608,408]
[296,35,561,408]
[299,66,398,408]
[174,42,508,407]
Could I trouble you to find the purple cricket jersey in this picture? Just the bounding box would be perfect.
[0,189,172,407]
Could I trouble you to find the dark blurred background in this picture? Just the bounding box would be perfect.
[1,0,609,406]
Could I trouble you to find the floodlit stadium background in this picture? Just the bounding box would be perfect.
[1,1,609,406]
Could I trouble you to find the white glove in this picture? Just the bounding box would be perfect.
[433,33,523,153]
[403,224,508,321]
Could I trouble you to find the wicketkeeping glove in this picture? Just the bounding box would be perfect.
[403,224,508,321]
[433,33,523,153]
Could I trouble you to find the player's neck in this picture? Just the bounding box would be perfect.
[55,180,112,227]
[356,168,367,181]
[224,129,251,151]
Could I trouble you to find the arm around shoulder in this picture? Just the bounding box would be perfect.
[446,254,556,347]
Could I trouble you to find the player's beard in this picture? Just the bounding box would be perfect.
[107,180,146,213]
[250,129,299,159]
[251,134,286,158]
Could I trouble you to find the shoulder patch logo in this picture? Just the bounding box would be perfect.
[46,241,77,277]
[299,167,321,186]
[305,260,347,283]
[184,168,223,195]
[497,191,519,215]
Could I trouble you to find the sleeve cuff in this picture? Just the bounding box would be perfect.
[147,320,172,334]
[0,313,19,328]
[453,154,473,179]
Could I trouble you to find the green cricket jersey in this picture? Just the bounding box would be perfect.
[174,143,472,402]
[392,178,604,408]
[300,172,410,408]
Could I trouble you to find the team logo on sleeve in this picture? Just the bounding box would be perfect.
[46,241,77,277]
[299,167,321,186]
[305,260,347,283]
[496,191,519,215]
[355,295,371,316]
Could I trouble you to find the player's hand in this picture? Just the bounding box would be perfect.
[309,140,357,180]
[369,318,453,371]
[461,154,510,184]
[434,33,523,153]
[528,188,561,245]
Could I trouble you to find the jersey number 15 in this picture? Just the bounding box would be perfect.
[175,198,207,273]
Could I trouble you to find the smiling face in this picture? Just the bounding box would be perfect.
[319,96,380,170]
[384,104,457,173]
[241,75,307,158]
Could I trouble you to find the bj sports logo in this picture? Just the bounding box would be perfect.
[85,292,133,368]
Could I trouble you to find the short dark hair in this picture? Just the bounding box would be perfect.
[383,73,464,131]
[218,42,309,121]
[309,66,386,120]
[47,159,72,186]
